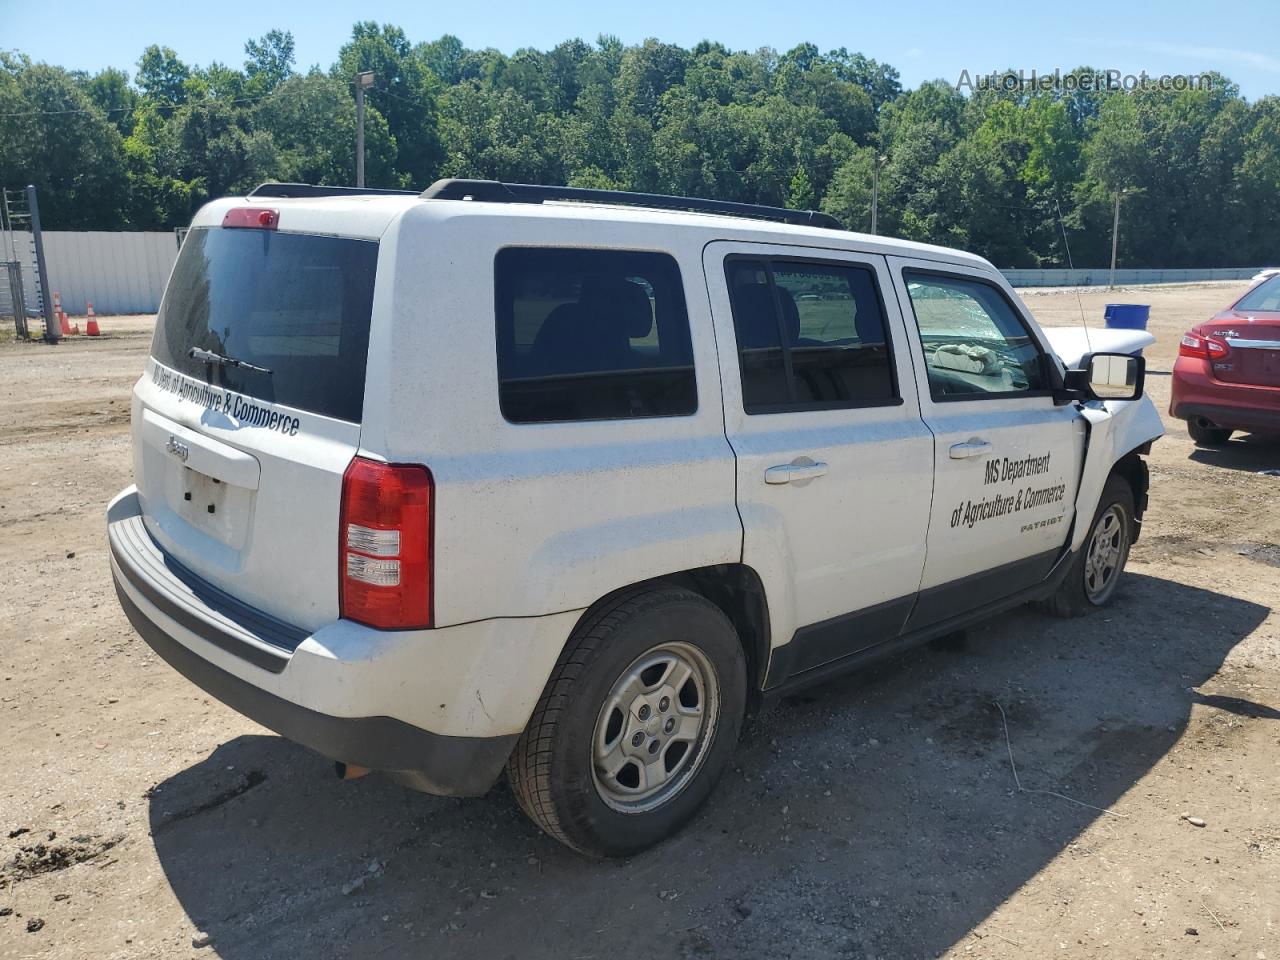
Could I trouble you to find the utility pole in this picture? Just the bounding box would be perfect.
[1108,190,1123,290]
[355,71,375,187]
[870,155,887,235]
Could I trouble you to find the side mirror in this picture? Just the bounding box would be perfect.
[1064,352,1145,402]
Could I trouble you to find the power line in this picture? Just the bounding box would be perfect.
[0,87,289,119]
[0,77,428,119]
[1,104,130,117]
[368,84,432,112]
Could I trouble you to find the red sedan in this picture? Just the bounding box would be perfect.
[1172,275,1280,445]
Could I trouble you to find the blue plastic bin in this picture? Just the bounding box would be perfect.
[1104,303,1150,331]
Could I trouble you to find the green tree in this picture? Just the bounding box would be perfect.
[0,54,127,228]
[120,115,201,229]
[334,21,442,187]
[129,97,275,216]
[615,39,688,117]
[787,165,815,209]
[1078,79,1247,266]
[821,147,876,231]
[0,26,1274,264]
[438,82,561,182]
[82,67,137,135]
[244,29,295,96]
[255,70,394,185]
[825,49,901,111]
[418,34,465,86]
[136,45,190,104]
[1237,97,1280,263]
[543,39,593,114]
[188,62,247,101]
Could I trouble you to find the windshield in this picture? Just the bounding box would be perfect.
[152,227,379,422]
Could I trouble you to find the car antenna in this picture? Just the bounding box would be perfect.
[1054,199,1093,357]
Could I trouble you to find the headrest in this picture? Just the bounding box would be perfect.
[731,282,800,348]
[775,287,800,343]
[530,303,591,370]
[580,277,654,339]
[532,303,588,355]
[843,271,885,345]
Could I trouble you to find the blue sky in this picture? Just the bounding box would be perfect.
[9,0,1280,100]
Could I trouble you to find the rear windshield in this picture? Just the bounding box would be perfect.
[1235,274,1280,312]
[152,227,379,423]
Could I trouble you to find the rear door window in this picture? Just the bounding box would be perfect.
[495,248,697,423]
[725,257,897,413]
[152,227,378,423]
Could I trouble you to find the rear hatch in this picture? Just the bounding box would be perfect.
[1207,278,1280,387]
[133,216,380,632]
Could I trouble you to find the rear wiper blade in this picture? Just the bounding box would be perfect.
[188,347,272,375]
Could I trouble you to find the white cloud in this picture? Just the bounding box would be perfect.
[1106,39,1280,74]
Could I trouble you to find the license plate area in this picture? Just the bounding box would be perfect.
[1227,351,1280,387]
[173,465,254,550]
[1259,350,1280,383]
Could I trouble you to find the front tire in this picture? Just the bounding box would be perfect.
[508,586,747,857]
[1187,418,1232,446]
[1040,475,1134,618]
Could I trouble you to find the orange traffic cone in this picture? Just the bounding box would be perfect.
[85,303,101,337]
[59,311,71,335]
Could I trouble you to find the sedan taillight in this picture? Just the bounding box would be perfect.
[1179,333,1228,360]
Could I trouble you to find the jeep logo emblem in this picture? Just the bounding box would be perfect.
[165,435,190,462]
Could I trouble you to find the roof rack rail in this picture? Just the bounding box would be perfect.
[419,179,844,230]
[248,182,418,199]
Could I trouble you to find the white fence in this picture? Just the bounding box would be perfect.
[13,231,178,315]
[1001,266,1265,287]
[5,230,1272,316]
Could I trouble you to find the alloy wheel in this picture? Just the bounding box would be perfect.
[590,641,720,813]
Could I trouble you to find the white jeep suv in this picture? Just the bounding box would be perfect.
[108,180,1163,856]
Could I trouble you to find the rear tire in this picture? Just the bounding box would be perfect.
[1040,475,1134,618]
[508,586,746,858]
[1187,418,1232,446]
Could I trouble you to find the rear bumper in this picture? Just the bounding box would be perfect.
[108,487,580,796]
[1170,358,1280,432]
[1173,402,1280,433]
[114,583,515,794]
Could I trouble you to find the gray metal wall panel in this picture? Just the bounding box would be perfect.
[1001,266,1265,287]
[17,231,179,314]
[7,230,1272,315]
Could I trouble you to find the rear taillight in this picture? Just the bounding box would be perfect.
[221,207,279,229]
[1179,333,1228,360]
[340,457,433,629]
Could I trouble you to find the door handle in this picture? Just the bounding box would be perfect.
[949,438,992,459]
[764,459,829,484]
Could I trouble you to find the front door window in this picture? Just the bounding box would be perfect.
[903,271,1048,400]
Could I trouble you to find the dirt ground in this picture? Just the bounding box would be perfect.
[1,288,1277,960]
